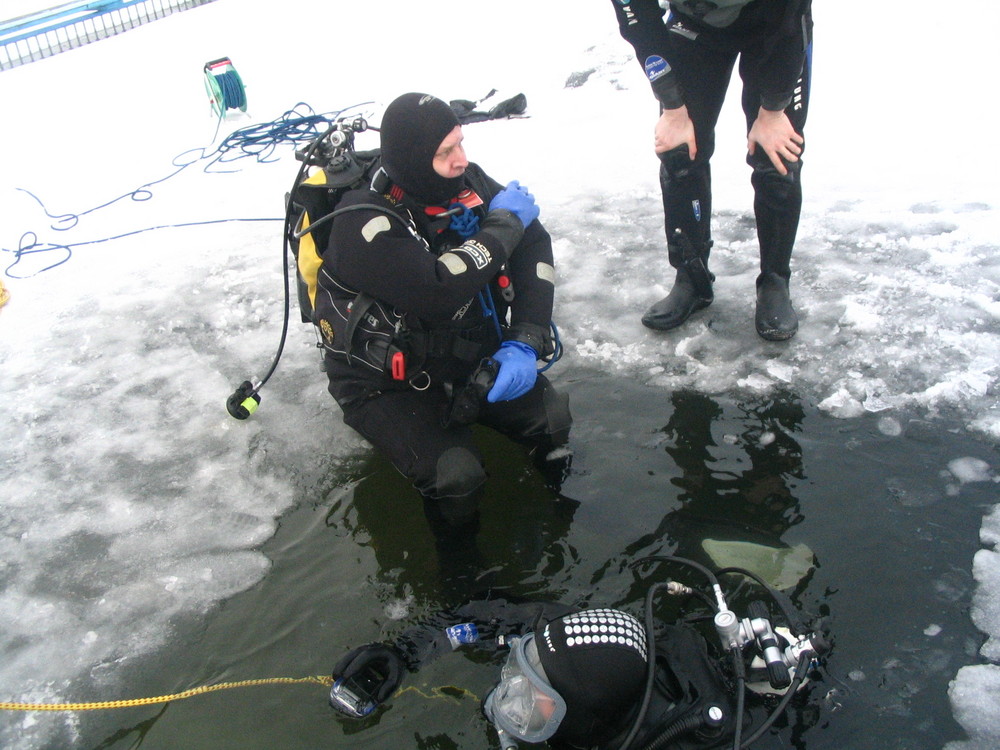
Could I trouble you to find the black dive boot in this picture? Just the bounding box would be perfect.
[749,150,803,341]
[755,272,797,341]
[642,231,714,331]
[642,273,713,330]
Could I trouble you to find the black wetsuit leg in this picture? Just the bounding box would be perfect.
[341,388,487,505]
[659,19,739,254]
[739,16,812,283]
[477,375,572,457]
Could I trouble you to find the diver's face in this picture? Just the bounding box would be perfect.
[432,126,468,179]
[484,635,567,744]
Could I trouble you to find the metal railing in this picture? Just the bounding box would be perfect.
[1,0,217,71]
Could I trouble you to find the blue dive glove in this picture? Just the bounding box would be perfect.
[486,340,538,403]
[488,180,539,228]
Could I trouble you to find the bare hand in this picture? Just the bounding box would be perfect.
[747,107,803,175]
[654,106,697,159]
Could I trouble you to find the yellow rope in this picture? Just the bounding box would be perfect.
[394,684,479,705]
[0,675,334,712]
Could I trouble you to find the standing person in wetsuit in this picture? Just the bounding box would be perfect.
[611,0,813,340]
[313,93,572,558]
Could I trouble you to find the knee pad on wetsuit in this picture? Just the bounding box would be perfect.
[658,144,695,179]
[747,149,801,192]
[658,140,716,181]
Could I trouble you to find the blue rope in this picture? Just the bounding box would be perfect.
[7,219,282,278]
[215,70,246,112]
[478,288,504,343]
[2,102,370,279]
[208,102,348,170]
[478,284,563,373]
[538,321,563,373]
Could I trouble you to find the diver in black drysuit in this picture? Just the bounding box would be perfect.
[312,93,572,578]
[331,596,745,750]
[610,0,813,340]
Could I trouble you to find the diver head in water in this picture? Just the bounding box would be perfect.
[483,608,648,747]
[329,559,829,749]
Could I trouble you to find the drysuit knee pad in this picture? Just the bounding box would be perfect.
[433,447,487,501]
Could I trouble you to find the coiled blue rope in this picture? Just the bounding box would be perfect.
[215,70,246,112]
[204,58,247,120]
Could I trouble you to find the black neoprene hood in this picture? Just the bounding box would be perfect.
[379,92,463,204]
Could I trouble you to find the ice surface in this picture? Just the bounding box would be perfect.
[1,1,999,748]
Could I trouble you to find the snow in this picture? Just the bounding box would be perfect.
[3,1,68,20]
[1,0,999,748]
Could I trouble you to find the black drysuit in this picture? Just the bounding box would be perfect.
[611,0,813,283]
[313,161,571,512]
[376,597,737,750]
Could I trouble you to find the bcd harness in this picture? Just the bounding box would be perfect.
[288,141,507,391]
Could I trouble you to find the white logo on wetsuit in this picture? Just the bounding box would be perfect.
[456,239,492,270]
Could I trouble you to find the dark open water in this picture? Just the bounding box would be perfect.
[72,371,994,750]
